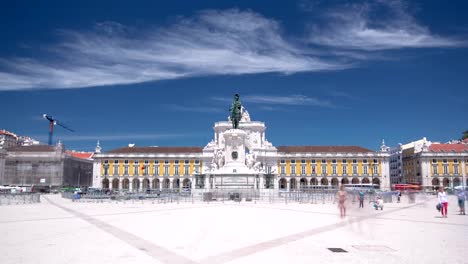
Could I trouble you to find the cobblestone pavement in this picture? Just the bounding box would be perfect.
[0,194,467,264]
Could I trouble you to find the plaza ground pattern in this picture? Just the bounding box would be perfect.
[0,194,467,264]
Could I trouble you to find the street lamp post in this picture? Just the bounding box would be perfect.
[77,165,81,188]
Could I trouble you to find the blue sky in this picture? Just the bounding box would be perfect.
[1,0,467,151]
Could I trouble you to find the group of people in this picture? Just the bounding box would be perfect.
[335,185,467,219]
[335,186,383,218]
[437,186,466,217]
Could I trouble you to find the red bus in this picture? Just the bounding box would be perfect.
[392,184,421,191]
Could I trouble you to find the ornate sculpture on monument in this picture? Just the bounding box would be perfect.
[229,94,242,129]
[215,149,225,168]
[246,153,255,169]
[240,106,251,122]
[253,161,263,172]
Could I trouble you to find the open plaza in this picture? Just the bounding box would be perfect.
[1,193,467,264]
[2,1,468,263]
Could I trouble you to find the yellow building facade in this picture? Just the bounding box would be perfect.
[399,142,468,189]
[92,106,391,192]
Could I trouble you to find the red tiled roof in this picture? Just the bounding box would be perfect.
[66,151,94,159]
[7,145,55,152]
[429,144,468,153]
[277,146,374,153]
[107,146,203,154]
[0,130,18,138]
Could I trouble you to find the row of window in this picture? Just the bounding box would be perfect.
[280,164,378,175]
[280,159,378,164]
[432,159,464,164]
[104,165,200,176]
[432,165,460,175]
[104,160,201,164]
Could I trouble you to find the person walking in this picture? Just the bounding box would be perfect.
[457,189,466,215]
[397,191,401,203]
[358,190,365,208]
[438,187,448,218]
[337,185,347,219]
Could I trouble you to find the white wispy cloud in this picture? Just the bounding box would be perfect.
[307,0,464,50]
[245,94,334,107]
[163,104,224,113]
[329,90,355,99]
[1,5,464,90]
[212,94,334,108]
[0,9,347,90]
[31,133,197,142]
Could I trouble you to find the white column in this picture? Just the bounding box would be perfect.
[204,175,210,190]
[92,160,101,188]
[109,179,113,190]
[169,178,174,190]
[380,156,390,190]
[287,179,290,191]
[139,179,143,192]
[274,176,279,190]
[421,157,430,187]
[129,179,133,191]
[119,179,122,190]
[259,175,264,190]
[462,159,466,188]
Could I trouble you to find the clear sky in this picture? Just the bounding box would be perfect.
[1,0,467,152]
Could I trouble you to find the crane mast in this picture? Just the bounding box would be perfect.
[43,114,74,145]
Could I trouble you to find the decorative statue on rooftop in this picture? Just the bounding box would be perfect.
[229,93,242,129]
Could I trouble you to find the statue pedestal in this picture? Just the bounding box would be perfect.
[213,129,250,174]
[214,175,255,189]
[210,129,259,190]
[223,129,246,164]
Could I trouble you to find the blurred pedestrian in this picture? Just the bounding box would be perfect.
[457,189,466,215]
[358,190,365,208]
[397,191,401,203]
[337,185,347,219]
[438,187,448,218]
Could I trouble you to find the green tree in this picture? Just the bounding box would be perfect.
[462,130,468,140]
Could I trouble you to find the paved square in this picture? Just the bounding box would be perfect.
[1,194,467,264]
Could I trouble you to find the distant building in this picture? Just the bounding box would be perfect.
[18,136,41,146]
[1,130,41,149]
[0,130,18,149]
[2,142,94,189]
[424,143,468,188]
[389,144,403,184]
[400,137,432,185]
[392,137,468,189]
[0,149,6,185]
